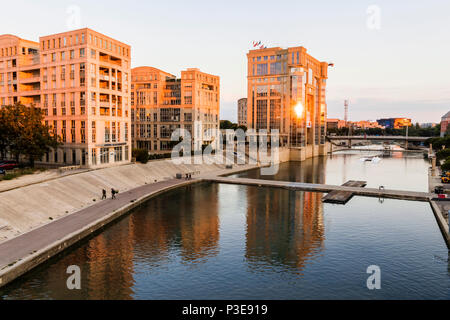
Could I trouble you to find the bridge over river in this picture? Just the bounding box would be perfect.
[327,135,430,142]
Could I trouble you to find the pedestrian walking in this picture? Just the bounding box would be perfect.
[101,189,107,200]
[111,188,116,199]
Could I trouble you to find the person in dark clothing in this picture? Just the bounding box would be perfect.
[102,189,107,200]
[111,188,116,199]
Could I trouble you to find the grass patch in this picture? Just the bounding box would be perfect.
[0,168,45,181]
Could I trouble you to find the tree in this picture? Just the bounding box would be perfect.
[132,148,149,164]
[220,120,238,130]
[0,103,60,167]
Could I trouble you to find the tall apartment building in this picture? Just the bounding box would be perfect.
[0,28,131,167]
[247,46,329,160]
[237,98,247,127]
[131,66,220,153]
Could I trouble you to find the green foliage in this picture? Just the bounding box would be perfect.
[0,103,60,167]
[220,120,247,132]
[132,148,149,164]
[440,158,450,171]
[328,125,440,137]
[426,136,450,150]
[436,148,450,161]
[0,168,44,181]
[148,153,171,160]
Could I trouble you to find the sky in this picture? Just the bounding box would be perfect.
[2,0,450,123]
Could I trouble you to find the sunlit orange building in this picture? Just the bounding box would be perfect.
[131,67,220,153]
[0,28,131,167]
[247,46,330,160]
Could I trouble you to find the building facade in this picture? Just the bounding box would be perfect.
[0,28,132,167]
[440,111,450,137]
[326,118,346,130]
[237,98,247,127]
[246,46,329,159]
[131,67,220,153]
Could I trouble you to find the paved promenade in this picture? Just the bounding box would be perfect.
[0,177,202,287]
[206,176,434,201]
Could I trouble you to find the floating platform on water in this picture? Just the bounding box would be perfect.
[322,180,367,204]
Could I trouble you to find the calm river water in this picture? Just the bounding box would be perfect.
[1,150,449,299]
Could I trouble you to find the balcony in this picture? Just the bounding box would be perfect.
[100,101,110,108]
[100,107,110,116]
[20,89,41,96]
[20,76,40,84]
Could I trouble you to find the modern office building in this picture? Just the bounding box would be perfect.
[376,118,411,129]
[0,28,132,167]
[131,66,220,154]
[246,46,330,160]
[237,98,247,127]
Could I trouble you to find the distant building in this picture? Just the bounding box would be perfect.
[237,98,247,126]
[326,118,346,130]
[420,123,437,129]
[440,111,450,137]
[376,118,411,129]
[352,120,383,129]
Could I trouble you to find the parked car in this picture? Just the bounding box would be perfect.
[0,160,18,170]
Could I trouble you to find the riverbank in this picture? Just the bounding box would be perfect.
[0,158,260,288]
[428,167,450,247]
[0,156,259,242]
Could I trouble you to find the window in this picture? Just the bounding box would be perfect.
[71,120,76,143]
[114,147,122,162]
[100,148,109,164]
[105,122,110,142]
[270,62,282,75]
[70,50,75,59]
[80,121,86,143]
[79,48,85,57]
[256,63,268,76]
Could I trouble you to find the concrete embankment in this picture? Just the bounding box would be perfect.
[0,156,255,243]
[0,158,260,288]
[427,167,450,248]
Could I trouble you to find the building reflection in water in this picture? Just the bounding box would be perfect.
[131,184,220,264]
[1,184,220,300]
[244,160,326,275]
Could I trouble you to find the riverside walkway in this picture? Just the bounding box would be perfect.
[0,178,200,287]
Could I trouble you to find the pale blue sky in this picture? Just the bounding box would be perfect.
[2,0,450,123]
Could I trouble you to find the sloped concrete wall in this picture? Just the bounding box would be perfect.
[0,156,229,243]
